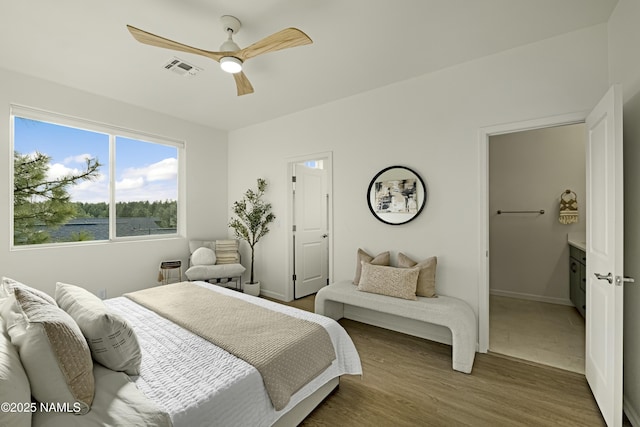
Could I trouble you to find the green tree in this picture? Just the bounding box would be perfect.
[13,151,101,245]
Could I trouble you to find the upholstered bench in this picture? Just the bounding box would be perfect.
[315,280,477,373]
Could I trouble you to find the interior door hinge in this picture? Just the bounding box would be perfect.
[291,176,296,183]
[292,274,297,281]
[292,225,296,232]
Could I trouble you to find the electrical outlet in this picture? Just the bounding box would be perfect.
[97,288,107,300]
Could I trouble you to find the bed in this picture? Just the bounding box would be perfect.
[0,278,362,427]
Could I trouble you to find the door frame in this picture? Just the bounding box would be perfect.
[477,111,587,352]
[285,151,334,301]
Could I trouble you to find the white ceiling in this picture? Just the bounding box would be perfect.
[0,0,618,131]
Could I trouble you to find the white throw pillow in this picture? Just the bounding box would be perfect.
[55,282,142,375]
[0,316,32,427]
[4,289,94,414]
[1,276,57,306]
[191,247,217,266]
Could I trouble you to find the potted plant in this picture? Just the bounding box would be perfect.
[229,178,276,296]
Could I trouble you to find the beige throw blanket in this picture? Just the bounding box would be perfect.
[124,282,336,410]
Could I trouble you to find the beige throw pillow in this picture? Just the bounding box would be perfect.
[55,282,142,375]
[397,253,437,297]
[4,288,94,414]
[357,263,419,300]
[353,248,390,285]
[215,239,241,264]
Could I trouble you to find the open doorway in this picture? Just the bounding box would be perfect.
[478,113,588,373]
[286,152,333,300]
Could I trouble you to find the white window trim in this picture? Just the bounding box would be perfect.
[10,104,185,250]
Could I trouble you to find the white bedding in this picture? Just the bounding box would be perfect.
[105,282,362,427]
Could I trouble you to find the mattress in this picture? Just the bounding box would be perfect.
[105,282,362,427]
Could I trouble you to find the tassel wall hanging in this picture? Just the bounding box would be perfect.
[559,189,579,224]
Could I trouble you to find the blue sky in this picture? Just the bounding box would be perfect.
[14,117,177,203]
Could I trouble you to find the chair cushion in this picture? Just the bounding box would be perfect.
[185,263,246,281]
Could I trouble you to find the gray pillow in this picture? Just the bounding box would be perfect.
[55,282,142,375]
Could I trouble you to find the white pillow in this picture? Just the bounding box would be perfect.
[2,276,56,306]
[32,364,172,427]
[55,282,142,375]
[0,316,32,427]
[4,289,94,414]
[191,246,217,266]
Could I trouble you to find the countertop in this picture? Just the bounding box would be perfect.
[568,232,586,252]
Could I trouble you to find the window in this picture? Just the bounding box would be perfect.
[11,106,182,247]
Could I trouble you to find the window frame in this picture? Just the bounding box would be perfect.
[10,104,185,249]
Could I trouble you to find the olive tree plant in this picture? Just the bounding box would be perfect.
[229,178,276,284]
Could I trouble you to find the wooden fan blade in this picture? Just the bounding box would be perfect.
[237,28,312,61]
[233,72,254,96]
[126,25,226,62]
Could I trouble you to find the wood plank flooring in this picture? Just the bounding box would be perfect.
[268,295,609,426]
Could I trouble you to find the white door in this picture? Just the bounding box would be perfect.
[293,164,328,298]
[585,84,625,427]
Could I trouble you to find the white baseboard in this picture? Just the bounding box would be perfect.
[490,289,573,306]
[259,289,287,301]
[625,396,640,427]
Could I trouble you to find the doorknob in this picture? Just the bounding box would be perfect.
[321,234,328,238]
[615,275,635,286]
[594,272,613,284]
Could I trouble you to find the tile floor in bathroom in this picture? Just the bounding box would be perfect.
[489,295,585,374]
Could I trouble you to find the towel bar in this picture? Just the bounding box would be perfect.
[496,210,544,215]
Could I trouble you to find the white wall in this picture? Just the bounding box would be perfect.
[489,124,586,304]
[228,24,610,309]
[0,68,229,298]
[609,0,640,423]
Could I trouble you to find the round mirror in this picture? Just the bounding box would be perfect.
[367,166,426,225]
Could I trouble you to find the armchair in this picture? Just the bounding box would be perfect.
[184,239,246,291]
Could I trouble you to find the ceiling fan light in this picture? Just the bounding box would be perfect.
[220,57,243,74]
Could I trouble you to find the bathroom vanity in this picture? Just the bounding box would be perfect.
[568,236,586,318]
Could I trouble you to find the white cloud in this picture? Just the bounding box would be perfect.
[64,153,92,165]
[48,162,84,181]
[121,158,177,183]
[116,177,145,190]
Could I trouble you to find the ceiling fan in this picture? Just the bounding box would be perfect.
[126,15,313,96]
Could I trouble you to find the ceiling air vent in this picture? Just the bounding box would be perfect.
[163,57,202,77]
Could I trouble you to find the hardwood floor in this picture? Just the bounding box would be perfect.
[269,295,610,426]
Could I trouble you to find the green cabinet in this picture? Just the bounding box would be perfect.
[569,246,586,318]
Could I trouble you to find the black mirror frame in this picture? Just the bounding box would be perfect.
[367,165,427,225]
